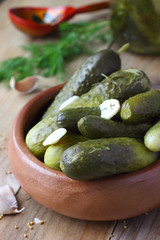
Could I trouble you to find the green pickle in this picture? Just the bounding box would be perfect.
[78,116,151,139]
[144,121,160,152]
[44,133,87,170]
[110,0,160,54]
[121,90,160,124]
[67,69,151,108]
[25,112,58,159]
[60,137,158,180]
[25,68,151,159]
[57,107,101,132]
[42,48,121,118]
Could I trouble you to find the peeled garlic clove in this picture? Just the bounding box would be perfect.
[59,96,79,110]
[9,76,41,94]
[100,99,120,119]
[43,128,67,146]
[0,185,24,215]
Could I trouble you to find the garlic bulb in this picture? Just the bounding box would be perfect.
[0,185,24,215]
[9,76,41,94]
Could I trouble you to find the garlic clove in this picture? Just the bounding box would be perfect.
[0,185,24,215]
[59,96,79,110]
[100,99,120,119]
[9,76,42,94]
[43,128,67,146]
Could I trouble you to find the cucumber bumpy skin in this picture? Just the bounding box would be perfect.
[67,68,151,108]
[144,120,160,152]
[57,107,101,132]
[42,48,121,118]
[25,68,151,159]
[44,133,87,170]
[120,90,160,124]
[25,112,58,159]
[78,115,152,139]
[60,137,158,180]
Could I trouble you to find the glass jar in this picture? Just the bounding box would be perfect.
[110,0,160,54]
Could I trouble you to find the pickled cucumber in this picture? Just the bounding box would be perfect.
[44,133,87,170]
[60,137,158,180]
[42,48,121,118]
[67,69,151,108]
[25,112,58,159]
[110,0,160,54]
[57,107,101,131]
[144,120,160,152]
[26,68,151,159]
[121,90,160,124]
[78,115,151,139]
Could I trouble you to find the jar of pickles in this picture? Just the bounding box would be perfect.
[110,0,160,54]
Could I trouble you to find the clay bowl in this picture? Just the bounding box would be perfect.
[8,84,160,221]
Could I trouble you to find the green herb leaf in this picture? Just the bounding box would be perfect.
[0,20,114,83]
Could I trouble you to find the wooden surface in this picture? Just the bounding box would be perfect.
[0,0,160,239]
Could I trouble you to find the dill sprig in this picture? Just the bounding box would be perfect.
[0,20,113,83]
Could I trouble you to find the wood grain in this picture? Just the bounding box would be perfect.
[0,0,160,239]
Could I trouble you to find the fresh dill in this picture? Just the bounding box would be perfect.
[0,20,114,83]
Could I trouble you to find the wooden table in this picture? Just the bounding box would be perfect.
[0,0,160,239]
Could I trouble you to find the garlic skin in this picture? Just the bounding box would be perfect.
[9,76,41,94]
[0,185,24,215]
